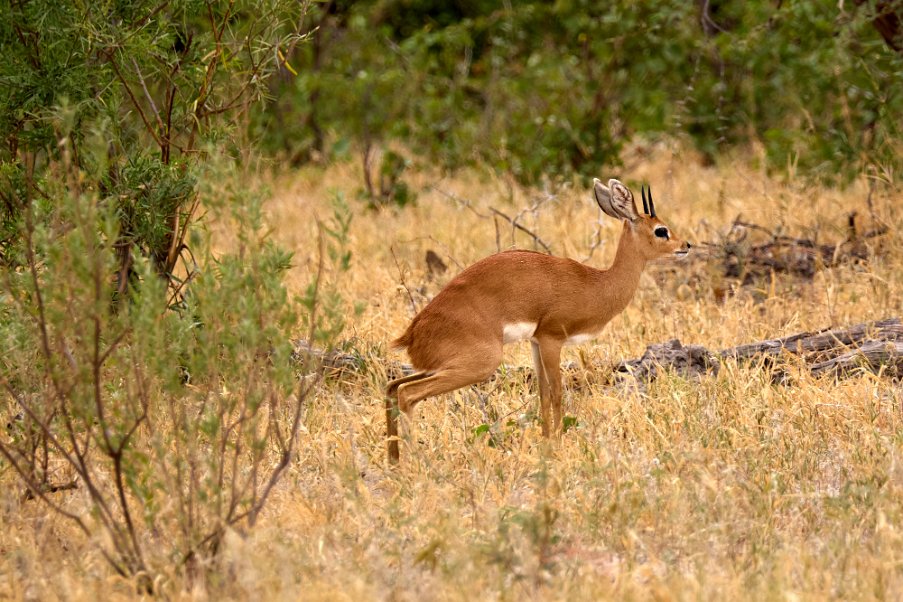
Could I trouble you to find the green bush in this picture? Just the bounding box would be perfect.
[1,0,303,280]
[260,0,902,186]
[0,161,333,589]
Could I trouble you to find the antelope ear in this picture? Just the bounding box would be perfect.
[606,179,640,221]
[594,178,639,222]
[593,179,620,220]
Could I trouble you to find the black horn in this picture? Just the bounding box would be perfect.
[648,185,656,218]
[641,185,649,215]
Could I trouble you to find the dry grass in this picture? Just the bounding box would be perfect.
[3,144,903,600]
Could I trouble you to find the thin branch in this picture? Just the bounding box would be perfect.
[0,441,83,524]
[390,246,418,315]
[125,1,173,37]
[131,57,164,133]
[103,49,165,150]
[580,216,606,263]
[488,206,534,249]
[434,187,553,254]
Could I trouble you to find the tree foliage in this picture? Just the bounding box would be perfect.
[259,0,902,185]
[1,0,304,280]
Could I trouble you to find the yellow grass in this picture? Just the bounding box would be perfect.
[3,144,903,600]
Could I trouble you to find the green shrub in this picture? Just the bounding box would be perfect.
[261,0,902,186]
[1,0,304,281]
[0,162,335,591]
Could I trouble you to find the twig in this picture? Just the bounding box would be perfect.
[488,206,552,254]
[390,245,418,315]
[580,216,606,263]
[433,187,553,254]
[131,57,164,133]
[102,49,165,150]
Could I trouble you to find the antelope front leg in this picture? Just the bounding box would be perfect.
[550,361,563,434]
[532,337,564,437]
[385,397,401,464]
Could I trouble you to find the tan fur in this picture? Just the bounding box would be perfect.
[385,179,690,463]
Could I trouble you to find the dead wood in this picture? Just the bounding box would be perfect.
[722,317,903,362]
[616,317,903,382]
[294,318,903,388]
[697,215,887,286]
[292,340,367,380]
[614,339,721,380]
[809,340,903,379]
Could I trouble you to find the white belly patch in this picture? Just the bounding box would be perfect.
[503,322,537,344]
[564,332,596,346]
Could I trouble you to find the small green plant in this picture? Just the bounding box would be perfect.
[301,191,358,344]
[562,415,579,433]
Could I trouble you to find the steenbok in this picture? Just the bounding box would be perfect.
[386,179,691,462]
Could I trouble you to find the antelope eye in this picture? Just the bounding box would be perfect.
[654,226,669,240]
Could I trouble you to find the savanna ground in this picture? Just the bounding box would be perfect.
[3,144,903,600]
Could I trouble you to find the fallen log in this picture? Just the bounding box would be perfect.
[293,317,903,386]
[616,317,903,381]
[722,317,903,362]
[809,340,903,379]
[698,215,887,285]
[613,339,720,381]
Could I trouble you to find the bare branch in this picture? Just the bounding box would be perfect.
[390,246,418,315]
[102,49,165,150]
[433,187,553,254]
[131,57,164,133]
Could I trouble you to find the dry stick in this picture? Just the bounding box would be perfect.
[493,214,502,252]
[165,191,202,283]
[511,193,556,237]
[131,57,164,132]
[433,187,553,254]
[487,206,553,255]
[390,245,418,315]
[104,50,164,150]
[361,140,375,200]
[580,216,606,263]
[166,245,201,309]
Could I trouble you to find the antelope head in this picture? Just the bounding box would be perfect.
[593,178,691,261]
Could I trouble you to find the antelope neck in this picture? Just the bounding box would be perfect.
[595,223,647,307]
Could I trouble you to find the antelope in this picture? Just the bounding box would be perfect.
[385,179,690,462]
